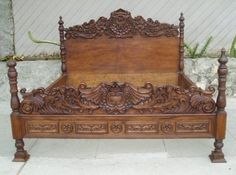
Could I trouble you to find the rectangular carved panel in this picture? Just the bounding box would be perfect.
[176,121,210,133]
[126,122,158,134]
[26,121,58,133]
[75,121,108,134]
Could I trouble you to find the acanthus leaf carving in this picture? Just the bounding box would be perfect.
[64,9,179,39]
[19,82,216,115]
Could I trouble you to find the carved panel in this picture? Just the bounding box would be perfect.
[64,9,179,39]
[176,121,210,133]
[19,82,216,115]
[27,121,58,133]
[126,122,158,133]
[76,122,107,134]
[24,119,213,137]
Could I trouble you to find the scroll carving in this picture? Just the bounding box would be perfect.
[126,123,158,133]
[19,82,216,115]
[176,122,209,132]
[27,122,58,133]
[76,124,107,134]
[64,9,178,39]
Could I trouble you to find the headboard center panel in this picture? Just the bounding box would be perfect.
[66,36,179,86]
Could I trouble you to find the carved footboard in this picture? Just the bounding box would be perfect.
[19,82,216,115]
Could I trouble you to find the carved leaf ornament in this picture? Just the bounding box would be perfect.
[19,82,216,115]
[64,9,179,39]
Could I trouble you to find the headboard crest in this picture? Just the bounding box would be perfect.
[64,9,179,39]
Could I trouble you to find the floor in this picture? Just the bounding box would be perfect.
[0,98,235,175]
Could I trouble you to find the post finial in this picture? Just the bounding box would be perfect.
[58,16,66,74]
[217,48,228,111]
[179,12,185,72]
[59,16,64,25]
[179,13,184,22]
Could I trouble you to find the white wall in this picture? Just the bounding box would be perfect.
[13,0,236,56]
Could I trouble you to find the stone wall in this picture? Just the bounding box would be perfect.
[0,58,235,102]
[184,58,236,96]
[0,0,14,57]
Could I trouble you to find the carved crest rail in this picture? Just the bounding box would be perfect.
[64,8,179,39]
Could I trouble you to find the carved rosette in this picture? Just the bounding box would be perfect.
[160,121,174,134]
[64,9,178,39]
[110,122,123,134]
[19,82,216,115]
[61,123,74,134]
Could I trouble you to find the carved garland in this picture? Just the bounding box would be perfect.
[19,82,216,115]
[64,9,179,39]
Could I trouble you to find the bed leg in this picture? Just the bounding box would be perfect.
[209,139,226,163]
[13,139,30,162]
[209,48,228,163]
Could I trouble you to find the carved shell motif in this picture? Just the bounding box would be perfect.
[64,9,179,39]
[19,82,216,115]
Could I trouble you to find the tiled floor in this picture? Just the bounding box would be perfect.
[0,98,235,175]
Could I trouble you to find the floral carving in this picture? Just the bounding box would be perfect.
[27,122,58,133]
[160,121,174,134]
[19,82,216,115]
[110,122,123,134]
[64,9,178,39]
[126,124,158,133]
[61,123,74,134]
[76,124,107,134]
[176,122,209,132]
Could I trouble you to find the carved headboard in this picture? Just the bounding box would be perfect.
[59,9,184,86]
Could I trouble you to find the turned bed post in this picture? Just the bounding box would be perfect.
[7,61,30,162]
[179,13,184,73]
[209,48,228,163]
[58,16,67,74]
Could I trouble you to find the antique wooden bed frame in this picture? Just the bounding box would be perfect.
[8,9,228,163]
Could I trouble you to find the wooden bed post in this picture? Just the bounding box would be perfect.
[7,61,30,162]
[179,13,184,73]
[58,16,67,74]
[209,48,228,163]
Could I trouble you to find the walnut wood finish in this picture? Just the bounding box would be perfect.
[59,16,66,74]
[179,13,185,73]
[7,9,228,163]
[7,61,30,162]
[209,48,228,163]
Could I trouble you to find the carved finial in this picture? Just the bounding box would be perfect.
[59,16,64,25]
[180,13,184,21]
[179,13,185,72]
[7,60,20,112]
[58,16,66,74]
[217,48,228,111]
[219,48,227,64]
